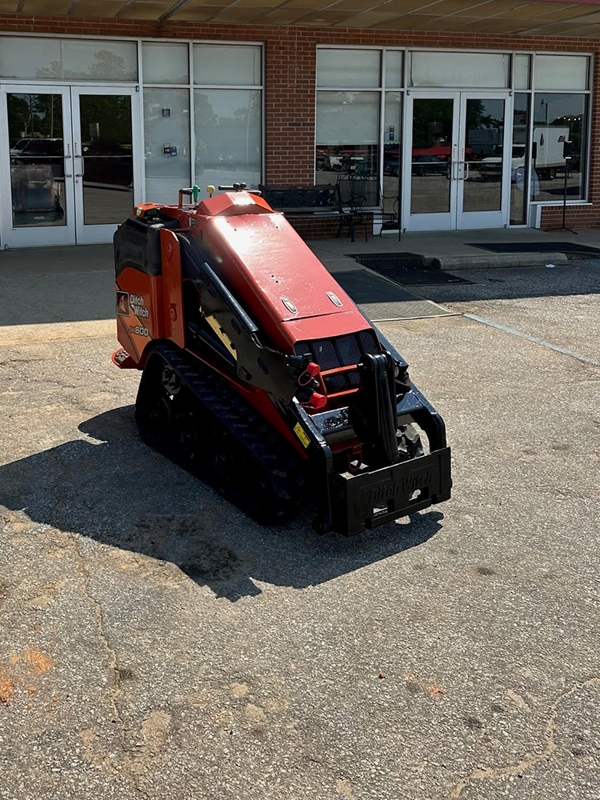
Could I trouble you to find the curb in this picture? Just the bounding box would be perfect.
[429,252,570,271]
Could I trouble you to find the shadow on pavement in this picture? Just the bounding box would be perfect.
[0,245,114,327]
[0,406,443,601]
[413,260,600,303]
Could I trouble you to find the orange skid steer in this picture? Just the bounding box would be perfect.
[112,184,451,535]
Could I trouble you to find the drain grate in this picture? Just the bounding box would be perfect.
[334,270,453,321]
[350,253,472,286]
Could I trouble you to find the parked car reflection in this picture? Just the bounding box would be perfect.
[81,141,133,187]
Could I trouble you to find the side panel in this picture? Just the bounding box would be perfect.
[116,269,163,364]
[160,228,185,349]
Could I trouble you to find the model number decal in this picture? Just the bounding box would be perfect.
[129,324,149,337]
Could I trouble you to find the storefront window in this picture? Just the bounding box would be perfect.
[316,50,385,207]
[142,43,263,203]
[384,51,403,89]
[410,51,509,89]
[0,36,137,81]
[142,42,188,85]
[144,88,190,203]
[193,45,261,86]
[316,91,380,203]
[383,93,402,222]
[514,55,531,90]
[531,93,588,203]
[194,89,262,191]
[317,49,381,89]
[534,55,588,92]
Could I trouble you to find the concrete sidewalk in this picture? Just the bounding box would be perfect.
[309,226,600,270]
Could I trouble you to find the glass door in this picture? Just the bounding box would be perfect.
[0,86,76,247]
[403,91,511,231]
[70,87,140,245]
[403,93,459,231]
[457,93,511,230]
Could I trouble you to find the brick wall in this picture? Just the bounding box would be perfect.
[288,213,373,239]
[1,14,599,228]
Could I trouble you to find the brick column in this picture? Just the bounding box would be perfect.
[264,30,316,185]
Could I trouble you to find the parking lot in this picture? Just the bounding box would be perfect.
[1,247,599,799]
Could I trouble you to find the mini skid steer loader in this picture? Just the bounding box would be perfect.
[112,184,451,535]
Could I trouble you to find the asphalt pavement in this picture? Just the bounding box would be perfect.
[0,250,599,800]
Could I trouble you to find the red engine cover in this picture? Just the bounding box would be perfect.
[188,192,372,354]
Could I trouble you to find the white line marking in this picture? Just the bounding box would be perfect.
[464,313,600,368]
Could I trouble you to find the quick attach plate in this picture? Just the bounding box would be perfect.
[331,447,451,536]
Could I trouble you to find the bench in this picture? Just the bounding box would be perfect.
[259,184,362,242]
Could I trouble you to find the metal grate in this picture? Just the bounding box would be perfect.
[334,270,454,320]
[351,254,471,286]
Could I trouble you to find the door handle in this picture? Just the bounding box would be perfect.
[455,161,469,180]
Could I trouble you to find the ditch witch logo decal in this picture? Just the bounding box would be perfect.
[367,467,433,505]
[117,292,150,319]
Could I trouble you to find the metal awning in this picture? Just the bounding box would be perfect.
[3,0,600,35]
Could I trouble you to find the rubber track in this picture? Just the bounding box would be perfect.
[141,344,307,519]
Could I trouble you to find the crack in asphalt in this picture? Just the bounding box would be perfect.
[449,676,600,798]
[49,451,164,798]
[50,451,126,741]
[77,553,126,733]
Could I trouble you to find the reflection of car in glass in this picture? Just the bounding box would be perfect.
[82,141,133,187]
[478,145,526,181]
[479,127,574,182]
[10,138,63,160]
[412,155,449,177]
[10,137,64,178]
[411,146,453,178]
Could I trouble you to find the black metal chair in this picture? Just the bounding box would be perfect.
[356,173,400,236]
[336,173,370,242]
